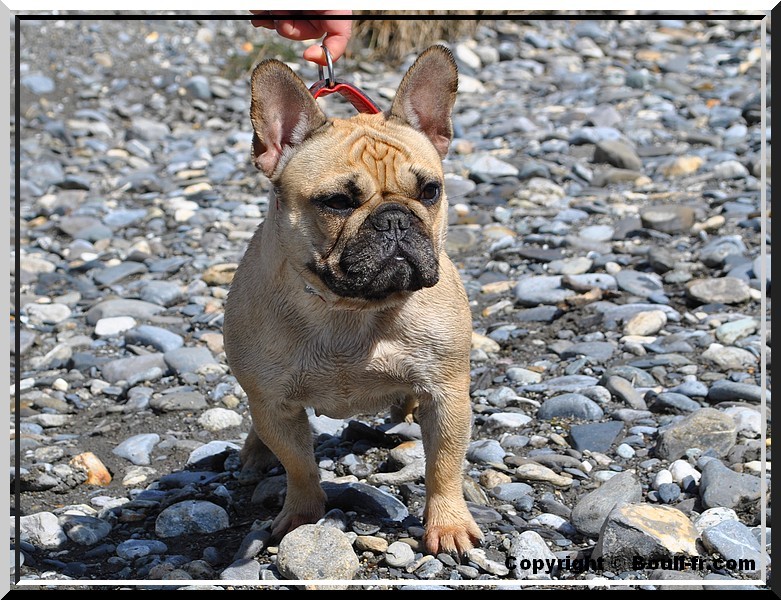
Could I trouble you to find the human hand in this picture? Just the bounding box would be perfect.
[250,11,353,66]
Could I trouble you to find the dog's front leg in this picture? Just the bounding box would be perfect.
[417,379,483,555]
[248,399,326,540]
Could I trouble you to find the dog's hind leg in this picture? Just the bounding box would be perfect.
[238,421,281,483]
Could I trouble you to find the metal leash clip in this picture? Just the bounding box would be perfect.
[308,44,382,115]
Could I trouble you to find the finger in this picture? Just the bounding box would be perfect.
[273,19,325,41]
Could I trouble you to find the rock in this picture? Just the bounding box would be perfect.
[187,441,241,465]
[693,507,739,533]
[24,303,71,325]
[464,153,519,181]
[604,376,647,410]
[537,394,604,421]
[276,524,359,587]
[701,520,766,574]
[116,539,168,560]
[724,406,762,435]
[752,255,770,284]
[185,75,211,100]
[559,341,615,362]
[86,299,164,324]
[650,392,700,413]
[715,318,758,345]
[125,325,184,353]
[198,407,243,431]
[660,155,703,177]
[122,466,157,487]
[593,140,642,171]
[547,256,593,275]
[707,380,764,403]
[623,310,667,336]
[60,515,112,546]
[668,459,701,490]
[594,504,699,567]
[202,263,238,286]
[571,471,642,538]
[155,500,230,537]
[467,439,506,466]
[515,463,572,487]
[100,353,167,384]
[233,529,271,561]
[569,421,624,453]
[686,278,751,304]
[712,160,748,179]
[514,275,575,307]
[69,452,111,486]
[466,548,510,576]
[150,390,208,412]
[113,433,160,466]
[484,412,532,429]
[508,530,558,579]
[130,117,170,141]
[94,316,137,337]
[700,236,747,268]
[657,483,681,503]
[22,74,55,94]
[138,280,183,306]
[471,331,500,353]
[93,262,148,286]
[164,347,218,374]
[354,535,388,553]
[701,343,758,370]
[699,460,761,509]
[321,481,408,522]
[18,512,67,548]
[385,541,415,568]
[615,270,666,301]
[490,482,533,502]
[654,408,737,460]
[639,205,695,234]
[219,559,261,580]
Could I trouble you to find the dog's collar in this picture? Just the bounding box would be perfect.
[309,79,381,115]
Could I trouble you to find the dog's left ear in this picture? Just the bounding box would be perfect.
[390,45,458,158]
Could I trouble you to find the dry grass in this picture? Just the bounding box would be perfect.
[351,12,532,64]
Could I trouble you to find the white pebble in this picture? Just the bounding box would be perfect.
[668,459,701,486]
[616,443,635,459]
[52,378,68,392]
[95,316,137,337]
[653,469,673,490]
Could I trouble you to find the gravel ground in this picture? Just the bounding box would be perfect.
[12,14,770,590]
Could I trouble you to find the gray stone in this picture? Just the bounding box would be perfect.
[569,421,624,453]
[466,439,506,466]
[138,280,183,306]
[385,541,415,568]
[712,160,748,179]
[686,278,751,304]
[234,530,271,561]
[155,500,230,537]
[594,139,642,171]
[185,75,212,100]
[615,270,666,300]
[668,380,709,398]
[537,394,604,421]
[464,153,519,181]
[164,346,218,374]
[465,548,509,576]
[93,262,148,286]
[484,412,532,429]
[321,481,408,522]
[655,408,736,460]
[508,530,558,579]
[18,512,67,549]
[187,441,241,465]
[12,325,36,356]
[219,558,261,580]
[131,117,170,141]
[60,515,112,546]
[414,557,444,579]
[604,376,647,410]
[22,74,55,94]
[113,433,160,465]
[707,379,764,404]
[700,236,748,268]
[150,390,207,412]
[520,375,599,394]
[116,539,168,560]
[23,303,71,325]
[547,256,593,275]
[559,341,615,362]
[276,524,359,584]
[701,344,758,370]
[639,205,695,234]
[701,520,766,574]
[514,275,575,307]
[650,392,700,413]
[103,208,147,229]
[125,325,184,353]
[490,482,533,502]
[505,367,543,384]
[571,471,642,538]
[715,318,758,345]
[657,483,681,504]
[94,316,137,337]
[86,299,165,324]
[699,460,761,509]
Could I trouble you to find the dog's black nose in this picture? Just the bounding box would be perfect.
[370,203,410,233]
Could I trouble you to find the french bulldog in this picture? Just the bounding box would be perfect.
[223,45,482,555]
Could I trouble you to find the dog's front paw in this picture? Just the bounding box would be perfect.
[271,491,327,541]
[423,500,483,555]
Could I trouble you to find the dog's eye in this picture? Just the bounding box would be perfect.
[420,182,441,204]
[319,194,353,212]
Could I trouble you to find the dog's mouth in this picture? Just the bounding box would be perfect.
[311,205,440,301]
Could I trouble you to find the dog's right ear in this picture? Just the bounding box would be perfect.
[250,60,327,178]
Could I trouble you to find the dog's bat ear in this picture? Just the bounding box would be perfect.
[390,45,458,159]
[249,60,327,177]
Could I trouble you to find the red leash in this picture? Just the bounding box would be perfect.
[307,45,381,115]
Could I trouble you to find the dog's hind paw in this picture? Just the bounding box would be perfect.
[423,520,483,556]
